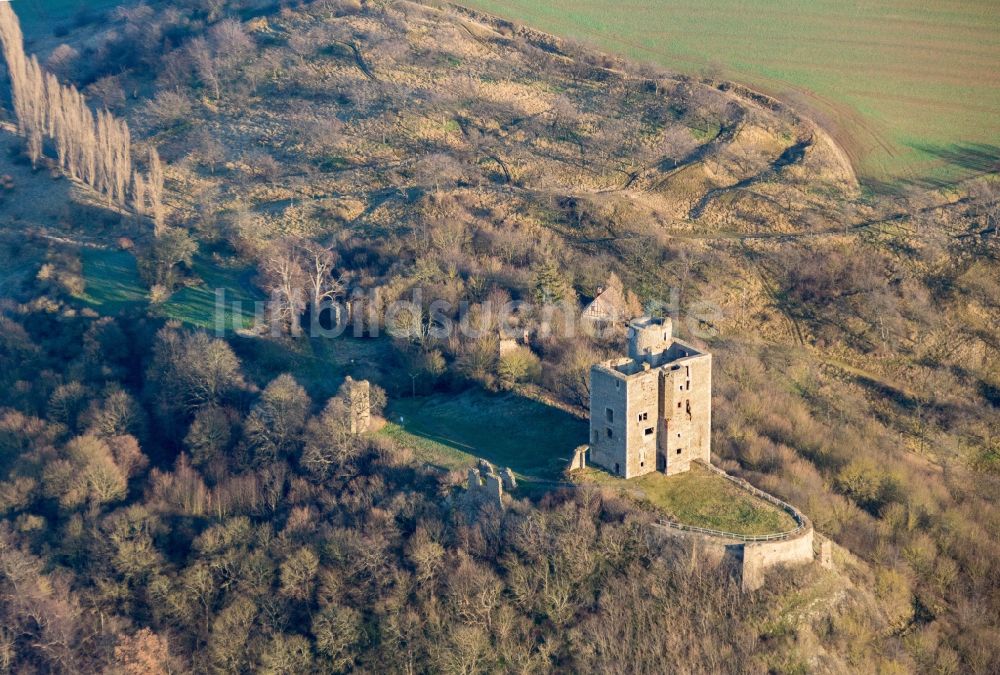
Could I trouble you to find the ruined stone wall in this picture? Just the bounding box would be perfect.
[649,524,735,565]
[567,445,588,472]
[652,461,816,590]
[688,352,712,464]
[660,365,692,473]
[465,460,516,510]
[467,467,503,506]
[651,520,815,592]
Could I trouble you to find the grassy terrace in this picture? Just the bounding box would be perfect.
[384,392,798,536]
[573,463,798,536]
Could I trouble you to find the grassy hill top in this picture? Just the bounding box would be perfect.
[0,0,996,669]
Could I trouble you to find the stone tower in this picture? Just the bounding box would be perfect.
[344,376,371,434]
[627,316,673,362]
[589,317,712,478]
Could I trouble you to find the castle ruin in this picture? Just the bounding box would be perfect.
[465,459,517,511]
[586,319,825,589]
[344,376,371,434]
[589,316,711,478]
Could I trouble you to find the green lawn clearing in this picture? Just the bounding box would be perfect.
[78,247,262,329]
[160,254,262,330]
[78,248,146,312]
[381,421,475,473]
[385,391,588,480]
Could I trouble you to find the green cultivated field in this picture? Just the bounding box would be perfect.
[461,0,1000,187]
[15,0,122,35]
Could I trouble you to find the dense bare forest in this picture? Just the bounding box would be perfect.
[0,0,997,672]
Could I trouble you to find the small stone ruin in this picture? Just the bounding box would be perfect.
[567,446,588,472]
[465,459,517,510]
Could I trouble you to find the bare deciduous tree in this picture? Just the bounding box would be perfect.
[132,171,147,218]
[262,239,307,333]
[147,147,165,234]
[210,19,254,71]
[188,37,220,100]
[301,240,344,316]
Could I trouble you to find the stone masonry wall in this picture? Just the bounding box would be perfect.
[740,525,814,591]
[625,367,659,477]
[589,367,629,476]
[589,315,711,479]
[658,352,711,474]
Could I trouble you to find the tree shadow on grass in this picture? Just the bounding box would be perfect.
[864,142,1000,195]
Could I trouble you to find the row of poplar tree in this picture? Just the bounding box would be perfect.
[0,3,165,230]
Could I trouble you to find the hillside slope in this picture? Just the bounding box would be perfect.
[0,0,996,671]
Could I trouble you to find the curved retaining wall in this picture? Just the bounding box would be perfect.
[740,525,814,591]
[653,461,816,591]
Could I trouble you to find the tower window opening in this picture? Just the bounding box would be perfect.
[606,408,614,423]
[644,427,654,436]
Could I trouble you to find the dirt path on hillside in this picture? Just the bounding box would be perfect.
[667,198,969,243]
[687,136,813,219]
[740,240,805,346]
